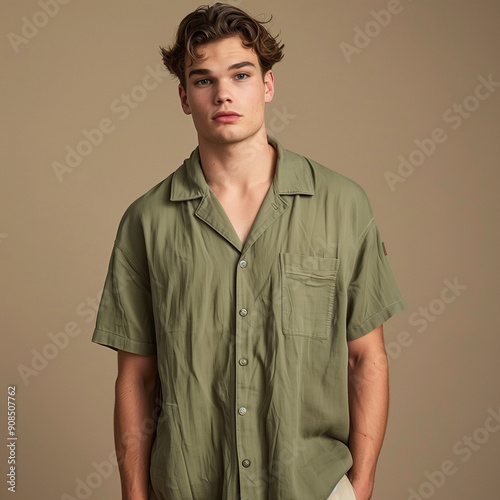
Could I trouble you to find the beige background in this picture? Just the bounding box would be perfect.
[1,0,499,498]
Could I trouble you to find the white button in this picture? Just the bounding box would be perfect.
[238,407,247,416]
[239,358,248,366]
[239,308,248,317]
[239,260,247,268]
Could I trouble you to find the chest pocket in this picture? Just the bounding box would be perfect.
[280,252,339,340]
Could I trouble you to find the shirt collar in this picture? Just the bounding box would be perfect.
[170,134,315,201]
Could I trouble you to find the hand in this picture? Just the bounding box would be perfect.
[348,475,373,500]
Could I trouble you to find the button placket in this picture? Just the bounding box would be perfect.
[235,254,252,482]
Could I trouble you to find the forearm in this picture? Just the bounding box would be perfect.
[347,344,389,499]
[114,375,158,500]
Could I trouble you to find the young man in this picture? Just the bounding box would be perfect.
[91,3,407,500]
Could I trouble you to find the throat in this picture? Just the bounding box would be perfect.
[213,183,272,247]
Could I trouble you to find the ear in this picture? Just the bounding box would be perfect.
[178,84,191,115]
[264,70,275,104]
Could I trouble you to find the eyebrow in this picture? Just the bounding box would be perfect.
[188,61,257,79]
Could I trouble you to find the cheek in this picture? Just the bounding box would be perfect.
[189,98,209,118]
[187,89,208,107]
[246,86,266,109]
[252,96,267,115]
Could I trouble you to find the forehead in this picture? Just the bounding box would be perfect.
[185,35,258,70]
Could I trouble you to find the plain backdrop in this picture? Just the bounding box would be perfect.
[1,1,500,499]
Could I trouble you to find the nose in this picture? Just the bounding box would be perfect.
[214,81,233,104]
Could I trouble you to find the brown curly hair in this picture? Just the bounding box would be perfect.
[159,2,284,89]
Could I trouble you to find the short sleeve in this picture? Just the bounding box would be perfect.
[346,219,407,341]
[91,205,156,355]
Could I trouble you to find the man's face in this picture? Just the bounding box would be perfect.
[178,35,275,147]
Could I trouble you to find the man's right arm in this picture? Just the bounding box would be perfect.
[114,350,158,500]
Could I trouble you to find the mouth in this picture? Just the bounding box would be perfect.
[212,111,242,123]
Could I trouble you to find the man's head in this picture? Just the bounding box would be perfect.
[160,3,284,90]
[159,3,285,147]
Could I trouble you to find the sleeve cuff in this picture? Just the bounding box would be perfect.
[91,329,157,355]
[347,299,408,341]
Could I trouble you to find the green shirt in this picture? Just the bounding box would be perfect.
[92,135,407,500]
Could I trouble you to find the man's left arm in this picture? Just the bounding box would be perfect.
[347,324,389,500]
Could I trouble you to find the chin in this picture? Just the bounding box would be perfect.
[208,130,247,145]
[197,124,261,146]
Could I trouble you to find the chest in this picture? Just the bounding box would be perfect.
[215,187,270,247]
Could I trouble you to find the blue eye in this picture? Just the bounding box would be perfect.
[235,73,249,80]
[195,79,211,86]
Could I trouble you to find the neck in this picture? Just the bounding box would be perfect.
[198,131,277,194]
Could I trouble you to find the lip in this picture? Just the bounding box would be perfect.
[212,111,242,123]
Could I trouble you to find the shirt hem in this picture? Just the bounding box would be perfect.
[91,328,157,355]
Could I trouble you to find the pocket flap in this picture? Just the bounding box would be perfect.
[282,253,339,277]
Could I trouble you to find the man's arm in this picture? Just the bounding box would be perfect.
[347,325,389,500]
[114,350,159,500]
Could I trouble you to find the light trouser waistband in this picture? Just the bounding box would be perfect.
[327,474,357,500]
